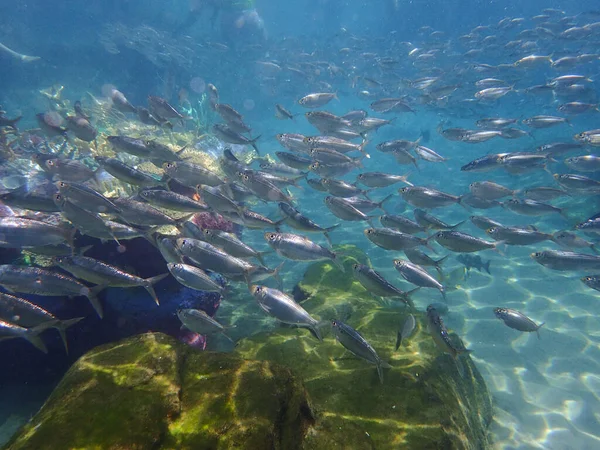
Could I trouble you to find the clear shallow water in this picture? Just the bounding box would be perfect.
[2,0,600,448]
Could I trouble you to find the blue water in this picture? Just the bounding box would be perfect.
[2,0,600,448]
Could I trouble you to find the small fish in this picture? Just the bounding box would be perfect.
[298,92,338,108]
[168,263,224,293]
[531,250,600,271]
[352,263,415,307]
[275,104,295,120]
[331,319,391,384]
[213,124,261,154]
[264,232,344,271]
[177,309,233,343]
[251,285,322,340]
[493,308,544,339]
[395,314,416,350]
[456,254,491,274]
[426,305,470,359]
[394,259,446,300]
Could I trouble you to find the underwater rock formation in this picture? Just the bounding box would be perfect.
[236,246,494,449]
[4,333,314,450]
[5,246,493,449]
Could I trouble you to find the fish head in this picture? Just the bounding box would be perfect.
[486,227,498,237]
[324,196,333,204]
[530,251,544,261]
[250,285,265,297]
[53,193,65,206]
[163,162,177,174]
[399,187,410,194]
[264,232,280,245]
[493,307,508,319]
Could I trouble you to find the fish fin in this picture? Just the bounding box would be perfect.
[323,224,341,247]
[143,273,169,305]
[484,260,491,274]
[441,288,448,303]
[24,324,49,353]
[221,332,236,345]
[308,323,323,342]
[395,331,402,351]
[54,317,85,354]
[377,194,394,211]
[250,135,262,155]
[331,253,346,273]
[87,285,107,319]
[536,322,545,339]
[376,359,391,384]
[450,220,465,230]
[271,261,285,289]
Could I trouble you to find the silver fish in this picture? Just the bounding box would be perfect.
[494,308,544,339]
[331,319,391,384]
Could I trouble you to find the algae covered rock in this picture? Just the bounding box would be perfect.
[4,333,314,450]
[236,246,494,450]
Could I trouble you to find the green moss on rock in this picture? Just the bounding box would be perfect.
[5,245,493,450]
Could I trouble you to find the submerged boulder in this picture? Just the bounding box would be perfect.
[4,333,314,450]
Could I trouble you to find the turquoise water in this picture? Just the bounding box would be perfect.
[2,1,600,448]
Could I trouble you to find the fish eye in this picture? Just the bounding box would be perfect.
[203,229,210,235]
[54,193,62,201]
[58,181,66,187]
[366,229,373,234]
[352,264,359,269]
[488,227,496,232]
[47,160,55,166]
[534,252,542,257]
[253,286,263,294]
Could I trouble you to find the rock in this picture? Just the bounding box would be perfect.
[4,333,314,450]
[235,245,494,449]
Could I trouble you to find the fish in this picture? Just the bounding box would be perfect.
[432,230,498,253]
[352,263,416,307]
[426,305,470,359]
[493,308,544,339]
[177,309,234,343]
[414,209,464,230]
[148,95,185,122]
[400,186,463,209]
[53,256,168,305]
[278,202,339,246]
[395,314,416,350]
[331,319,391,384]
[0,320,49,353]
[393,259,446,300]
[531,250,600,271]
[168,263,225,294]
[0,265,104,318]
[264,232,344,271]
[298,93,338,108]
[355,172,413,188]
[138,188,210,212]
[364,227,432,252]
[251,285,322,340]
[213,124,261,154]
[486,226,552,245]
[0,217,73,249]
[456,254,491,274]
[95,157,162,187]
[275,104,295,120]
[0,292,83,353]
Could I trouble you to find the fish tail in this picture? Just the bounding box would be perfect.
[143,273,169,305]
[87,285,106,319]
[250,135,262,155]
[395,331,402,351]
[376,359,391,384]
[53,317,85,353]
[323,224,341,247]
[331,253,346,273]
[536,322,546,340]
[25,324,50,354]
[271,261,286,289]
[309,322,324,342]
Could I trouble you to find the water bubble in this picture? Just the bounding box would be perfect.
[117,245,126,254]
[243,99,255,111]
[190,77,206,94]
